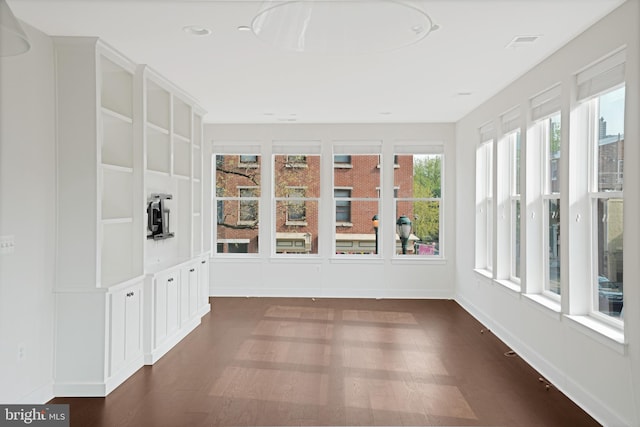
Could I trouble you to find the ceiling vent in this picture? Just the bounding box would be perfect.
[506,35,541,49]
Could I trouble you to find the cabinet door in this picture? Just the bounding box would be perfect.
[154,275,168,345]
[199,257,209,309]
[110,291,126,376]
[188,265,198,318]
[166,273,179,336]
[124,286,142,361]
[109,283,141,376]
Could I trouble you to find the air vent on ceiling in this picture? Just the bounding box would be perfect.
[506,35,541,49]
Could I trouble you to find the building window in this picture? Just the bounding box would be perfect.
[274,154,319,254]
[334,155,352,166]
[286,187,307,223]
[335,189,352,223]
[239,155,259,166]
[238,187,259,223]
[214,154,260,254]
[285,155,307,167]
[394,152,443,257]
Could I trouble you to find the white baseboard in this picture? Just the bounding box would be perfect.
[455,293,631,427]
[144,317,201,365]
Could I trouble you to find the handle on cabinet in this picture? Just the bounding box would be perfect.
[201,260,206,264]
[168,278,174,282]
[190,268,195,272]
[126,291,135,297]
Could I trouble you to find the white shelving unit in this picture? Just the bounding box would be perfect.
[52,37,209,397]
[53,37,144,396]
[139,65,210,366]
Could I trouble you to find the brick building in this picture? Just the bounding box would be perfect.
[215,154,414,254]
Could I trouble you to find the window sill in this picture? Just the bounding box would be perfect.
[474,268,493,280]
[336,222,353,227]
[237,163,259,168]
[333,164,353,169]
[494,279,521,295]
[285,221,307,226]
[523,293,562,320]
[565,314,626,355]
[391,257,446,265]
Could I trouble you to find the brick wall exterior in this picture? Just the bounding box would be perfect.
[215,154,414,253]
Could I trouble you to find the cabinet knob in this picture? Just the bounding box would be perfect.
[190,268,195,272]
[201,260,206,264]
[126,291,134,297]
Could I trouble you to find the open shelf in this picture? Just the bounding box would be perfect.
[173,138,191,177]
[146,80,170,131]
[102,167,134,220]
[147,125,171,174]
[102,112,133,169]
[173,97,191,140]
[101,56,133,119]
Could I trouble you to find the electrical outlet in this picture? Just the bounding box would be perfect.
[17,343,25,361]
[0,235,15,254]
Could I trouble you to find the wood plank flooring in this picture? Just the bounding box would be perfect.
[51,297,601,426]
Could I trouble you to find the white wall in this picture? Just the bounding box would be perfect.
[0,23,56,403]
[455,2,639,426]
[204,123,456,299]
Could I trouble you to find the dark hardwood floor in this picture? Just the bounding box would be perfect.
[51,297,601,426]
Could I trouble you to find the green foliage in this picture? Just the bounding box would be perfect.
[412,156,441,243]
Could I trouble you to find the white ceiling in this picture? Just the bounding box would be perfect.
[10,0,625,124]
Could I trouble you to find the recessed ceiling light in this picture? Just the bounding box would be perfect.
[457,92,472,96]
[182,25,212,36]
[380,111,392,115]
[237,25,251,32]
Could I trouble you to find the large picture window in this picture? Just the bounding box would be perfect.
[544,114,561,296]
[508,130,522,281]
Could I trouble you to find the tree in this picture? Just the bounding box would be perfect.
[412,155,441,244]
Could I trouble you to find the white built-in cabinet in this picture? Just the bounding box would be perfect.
[52,37,209,397]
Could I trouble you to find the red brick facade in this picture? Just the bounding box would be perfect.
[215,154,414,254]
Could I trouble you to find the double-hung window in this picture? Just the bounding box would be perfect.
[214,153,261,254]
[333,144,381,256]
[576,50,626,322]
[531,85,563,296]
[476,124,495,272]
[501,107,522,282]
[394,146,443,257]
[273,146,320,255]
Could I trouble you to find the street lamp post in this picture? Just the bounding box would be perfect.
[372,214,379,254]
[396,215,412,254]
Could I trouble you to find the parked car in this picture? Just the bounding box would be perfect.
[598,276,623,316]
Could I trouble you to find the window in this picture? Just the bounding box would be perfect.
[274,153,319,254]
[335,189,351,223]
[544,114,561,295]
[239,155,258,166]
[333,153,380,255]
[238,187,259,223]
[591,86,625,320]
[214,154,260,254]
[334,155,351,166]
[285,155,307,167]
[394,152,443,257]
[476,123,495,272]
[509,130,522,281]
[286,187,306,223]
